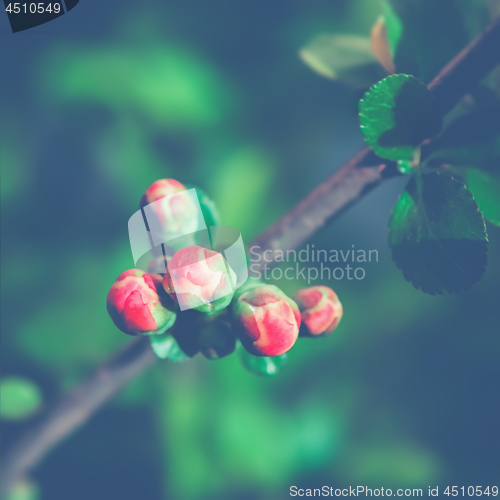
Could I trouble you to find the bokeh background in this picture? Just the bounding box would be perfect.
[1,0,499,499]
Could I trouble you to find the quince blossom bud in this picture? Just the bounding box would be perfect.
[232,284,301,357]
[199,319,236,360]
[139,179,199,243]
[107,269,177,336]
[163,246,236,314]
[293,286,343,337]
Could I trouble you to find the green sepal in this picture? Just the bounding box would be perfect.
[199,319,236,360]
[150,333,191,362]
[239,347,288,377]
[184,184,221,228]
[150,312,200,361]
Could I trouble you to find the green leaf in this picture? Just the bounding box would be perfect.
[382,1,403,57]
[468,169,500,226]
[240,348,288,377]
[0,377,42,420]
[423,102,500,168]
[299,35,387,88]
[389,172,488,294]
[360,74,443,162]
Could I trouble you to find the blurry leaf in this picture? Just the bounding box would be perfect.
[457,0,493,39]
[359,74,443,161]
[6,480,40,500]
[240,348,288,376]
[150,333,190,362]
[0,377,42,420]
[387,0,467,83]
[468,169,500,226]
[389,172,488,294]
[423,103,500,168]
[382,1,403,56]
[371,17,396,74]
[209,146,275,237]
[300,34,387,88]
[43,45,230,130]
[17,248,130,374]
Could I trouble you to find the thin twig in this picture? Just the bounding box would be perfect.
[2,15,500,497]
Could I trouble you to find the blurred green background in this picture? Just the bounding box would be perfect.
[1,0,499,498]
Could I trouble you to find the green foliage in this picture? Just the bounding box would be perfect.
[359,74,443,162]
[17,250,127,373]
[468,169,500,226]
[381,1,403,57]
[300,34,386,87]
[239,348,288,376]
[42,44,230,130]
[0,377,42,420]
[208,146,276,237]
[389,172,488,294]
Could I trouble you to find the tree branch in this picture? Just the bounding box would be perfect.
[2,15,500,497]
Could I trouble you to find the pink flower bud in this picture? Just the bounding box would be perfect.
[163,246,236,314]
[293,286,343,337]
[140,178,187,209]
[232,284,301,357]
[107,269,176,336]
[139,179,199,241]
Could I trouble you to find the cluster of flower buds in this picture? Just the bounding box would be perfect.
[106,178,343,372]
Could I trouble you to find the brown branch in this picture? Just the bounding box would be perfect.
[2,15,500,497]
